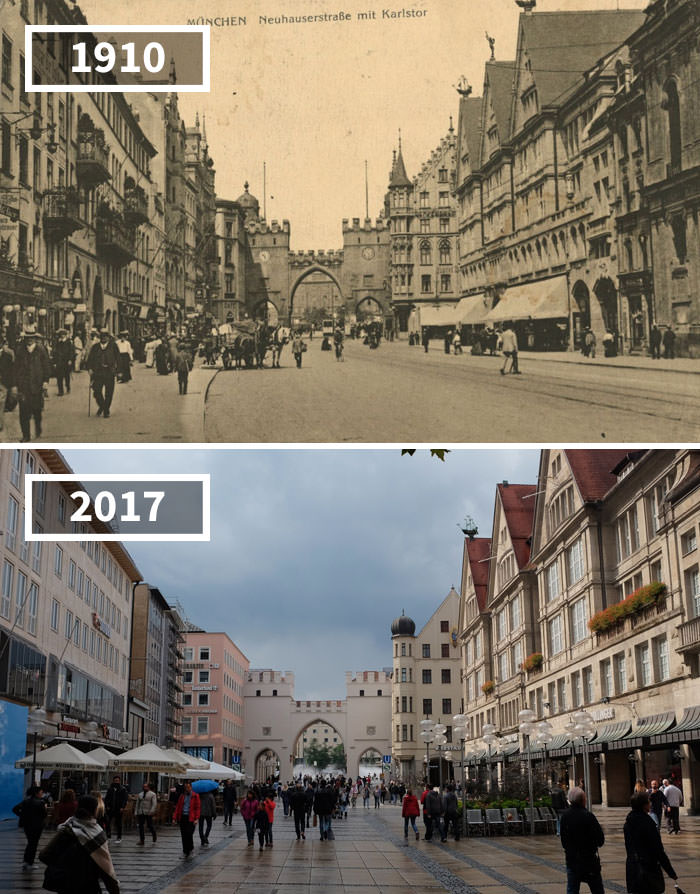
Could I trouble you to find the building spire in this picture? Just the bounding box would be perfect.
[202,113,208,148]
[169,56,177,84]
[389,136,411,189]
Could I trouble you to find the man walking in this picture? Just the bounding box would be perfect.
[13,785,47,871]
[198,789,216,847]
[135,782,157,845]
[115,331,133,382]
[222,780,237,826]
[13,328,51,441]
[87,330,120,418]
[648,780,668,829]
[500,323,521,375]
[173,781,200,860]
[559,787,605,894]
[662,778,683,833]
[104,775,128,843]
[289,783,307,840]
[443,784,460,841]
[174,343,192,395]
[53,328,74,396]
[424,786,445,842]
[662,327,676,359]
[313,781,336,841]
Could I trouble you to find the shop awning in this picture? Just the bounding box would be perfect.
[484,276,569,323]
[416,303,461,328]
[653,705,700,745]
[457,295,490,326]
[623,712,676,747]
[532,733,571,757]
[593,720,632,749]
[501,741,521,757]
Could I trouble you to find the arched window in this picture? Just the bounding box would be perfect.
[439,240,451,264]
[419,240,431,265]
[663,79,682,174]
[625,239,634,271]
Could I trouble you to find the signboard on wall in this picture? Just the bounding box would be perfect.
[0,700,28,820]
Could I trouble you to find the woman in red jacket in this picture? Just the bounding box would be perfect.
[402,788,421,840]
[173,782,201,860]
[262,793,276,848]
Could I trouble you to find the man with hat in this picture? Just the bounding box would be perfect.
[115,330,133,383]
[86,329,120,418]
[53,328,74,396]
[12,327,51,441]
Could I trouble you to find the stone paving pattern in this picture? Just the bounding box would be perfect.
[1,804,698,893]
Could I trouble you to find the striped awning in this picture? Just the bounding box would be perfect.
[530,733,570,755]
[653,705,700,744]
[593,720,632,749]
[623,712,676,748]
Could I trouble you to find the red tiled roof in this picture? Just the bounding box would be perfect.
[498,483,536,569]
[565,449,631,502]
[466,537,491,613]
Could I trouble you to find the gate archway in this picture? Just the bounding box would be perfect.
[289,265,344,324]
[255,748,282,782]
[293,718,346,773]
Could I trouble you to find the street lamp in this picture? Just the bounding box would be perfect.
[535,720,554,789]
[518,709,537,835]
[453,714,468,838]
[433,722,448,791]
[420,719,435,787]
[573,711,596,811]
[27,708,47,786]
[482,723,497,795]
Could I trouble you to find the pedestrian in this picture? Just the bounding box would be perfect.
[222,780,237,826]
[443,784,460,841]
[424,786,445,842]
[289,783,307,840]
[551,784,568,836]
[661,778,682,833]
[662,327,676,359]
[500,323,521,375]
[13,784,47,871]
[649,325,662,359]
[374,783,381,808]
[444,330,453,354]
[240,790,258,847]
[333,326,344,362]
[421,328,429,353]
[624,791,678,893]
[338,787,349,819]
[198,788,216,847]
[280,783,290,816]
[602,329,616,357]
[452,329,463,355]
[647,780,668,829]
[362,783,370,809]
[53,329,74,396]
[304,782,315,828]
[135,782,157,846]
[86,330,120,419]
[292,331,306,368]
[104,775,128,843]
[633,779,647,795]
[54,789,78,825]
[73,332,85,371]
[254,800,270,851]
[313,781,336,841]
[154,339,170,375]
[172,780,200,860]
[115,331,133,382]
[262,791,276,847]
[401,788,420,841]
[12,328,51,441]
[583,328,597,359]
[94,792,106,830]
[38,794,120,894]
[559,786,605,894]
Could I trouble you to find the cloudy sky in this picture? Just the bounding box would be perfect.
[62,448,539,698]
[76,0,644,247]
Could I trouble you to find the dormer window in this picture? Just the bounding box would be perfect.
[548,485,574,534]
[497,552,516,589]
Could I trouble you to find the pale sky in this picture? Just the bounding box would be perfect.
[62,449,540,698]
[77,0,645,248]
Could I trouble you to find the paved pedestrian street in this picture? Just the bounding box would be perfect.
[1,805,698,893]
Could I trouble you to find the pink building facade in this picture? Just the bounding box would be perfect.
[181,631,248,767]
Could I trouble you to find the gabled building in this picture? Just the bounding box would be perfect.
[459,536,493,741]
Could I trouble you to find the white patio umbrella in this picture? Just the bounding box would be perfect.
[15,742,105,771]
[107,743,187,773]
[182,761,243,780]
[162,748,210,770]
[86,747,118,769]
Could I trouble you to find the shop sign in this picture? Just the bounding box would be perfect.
[100,724,121,740]
[591,707,615,721]
[192,685,218,691]
[92,612,111,638]
[185,708,217,714]
[59,721,81,733]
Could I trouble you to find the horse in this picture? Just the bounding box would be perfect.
[269,326,289,368]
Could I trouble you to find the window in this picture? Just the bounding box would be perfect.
[199,647,210,660]
[546,562,560,602]
[198,693,209,706]
[549,486,574,532]
[441,643,450,658]
[182,693,192,706]
[567,537,585,585]
[420,241,431,265]
[421,275,431,293]
[199,670,210,683]
[422,698,432,716]
[419,191,429,208]
[27,581,38,635]
[68,560,76,590]
[183,670,193,683]
[570,598,587,644]
[439,240,451,264]
[441,668,451,684]
[440,620,449,633]
[687,567,700,617]
[497,608,508,642]
[10,450,21,488]
[499,651,509,682]
[2,34,12,88]
[557,678,567,712]
[420,218,430,234]
[582,666,593,704]
[438,191,449,207]
[1,560,13,619]
[64,609,73,640]
[571,671,582,708]
[50,598,59,631]
[400,642,406,656]
[600,658,613,698]
[6,496,18,551]
[31,528,41,573]
[654,637,670,682]
[616,505,640,559]
[614,652,627,694]
[638,642,651,686]
[73,617,80,646]
[184,647,193,660]
[54,545,63,578]
[197,716,209,734]
[422,669,432,684]
[442,698,452,714]
[400,667,407,683]
[422,643,431,658]
[474,632,482,659]
[549,615,563,656]
[681,529,697,556]
[510,597,521,630]
[58,494,66,524]
[512,639,523,672]
[181,717,192,735]
[664,79,682,174]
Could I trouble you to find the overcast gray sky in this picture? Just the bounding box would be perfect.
[63,449,539,698]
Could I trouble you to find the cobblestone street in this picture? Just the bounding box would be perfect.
[2,805,698,893]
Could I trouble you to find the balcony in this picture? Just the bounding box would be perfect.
[678,616,700,653]
[96,207,136,266]
[76,115,111,188]
[43,187,83,241]
[124,181,148,226]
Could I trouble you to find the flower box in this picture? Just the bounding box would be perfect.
[481,680,494,695]
[588,582,666,634]
[522,652,544,673]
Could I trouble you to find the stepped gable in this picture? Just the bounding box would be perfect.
[466,537,492,612]
[565,449,632,502]
[498,483,536,570]
[518,10,647,108]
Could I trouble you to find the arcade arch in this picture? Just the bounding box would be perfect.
[289,266,344,323]
[255,748,282,781]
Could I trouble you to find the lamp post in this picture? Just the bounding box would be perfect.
[482,723,497,795]
[27,708,47,786]
[420,719,435,787]
[452,714,469,838]
[573,711,596,811]
[564,719,577,786]
[433,722,448,792]
[535,720,554,789]
[518,709,537,835]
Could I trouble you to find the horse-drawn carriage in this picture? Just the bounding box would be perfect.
[215,321,288,369]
